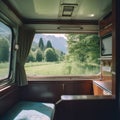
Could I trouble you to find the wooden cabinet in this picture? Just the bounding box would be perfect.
[93,80,112,95]
[63,81,93,95]
[100,13,112,29]
[99,13,112,37]
[100,25,112,37]
[93,83,103,95]
[99,12,113,88]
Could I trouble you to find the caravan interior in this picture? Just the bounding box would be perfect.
[0,0,118,120]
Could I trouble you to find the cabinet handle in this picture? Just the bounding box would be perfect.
[62,84,64,90]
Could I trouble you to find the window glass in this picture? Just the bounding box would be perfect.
[25,33,100,77]
[0,21,12,80]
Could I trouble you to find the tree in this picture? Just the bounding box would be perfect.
[38,38,44,51]
[66,34,100,63]
[44,48,58,62]
[31,41,38,52]
[55,49,65,61]
[0,38,9,62]
[36,49,43,61]
[27,50,35,62]
[46,40,53,48]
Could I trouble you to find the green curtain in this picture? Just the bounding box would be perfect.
[15,26,35,86]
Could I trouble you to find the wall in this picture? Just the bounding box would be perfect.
[0,86,19,116]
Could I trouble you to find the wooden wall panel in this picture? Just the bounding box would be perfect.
[63,80,93,95]
[100,13,112,29]
[0,86,19,116]
[20,80,93,103]
[93,83,103,95]
[54,99,116,120]
[100,25,112,37]
[20,81,63,103]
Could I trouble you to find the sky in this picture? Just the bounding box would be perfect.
[44,34,67,39]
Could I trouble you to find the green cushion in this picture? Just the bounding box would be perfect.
[2,101,55,120]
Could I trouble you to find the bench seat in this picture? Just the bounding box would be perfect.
[1,101,55,120]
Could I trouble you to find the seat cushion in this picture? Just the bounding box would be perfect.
[2,101,55,120]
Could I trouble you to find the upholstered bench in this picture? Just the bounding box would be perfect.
[1,101,55,120]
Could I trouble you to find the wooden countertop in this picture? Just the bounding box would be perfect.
[93,80,112,94]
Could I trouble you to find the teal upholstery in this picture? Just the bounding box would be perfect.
[1,101,55,120]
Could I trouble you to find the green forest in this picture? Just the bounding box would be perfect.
[0,38,9,62]
[0,34,100,77]
[25,34,100,76]
[27,34,100,63]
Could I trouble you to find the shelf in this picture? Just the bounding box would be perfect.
[61,95,113,100]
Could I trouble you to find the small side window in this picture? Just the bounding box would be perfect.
[0,21,12,80]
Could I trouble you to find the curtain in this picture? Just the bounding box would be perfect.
[15,26,35,86]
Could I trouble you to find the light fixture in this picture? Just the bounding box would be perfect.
[89,14,95,17]
[59,3,78,17]
[57,26,83,30]
[62,5,74,17]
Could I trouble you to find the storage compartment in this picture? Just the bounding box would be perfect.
[93,80,112,95]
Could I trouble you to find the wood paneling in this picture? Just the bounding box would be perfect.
[54,99,116,120]
[99,13,112,37]
[20,81,63,103]
[20,80,93,103]
[93,80,112,95]
[93,83,103,95]
[100,25,112,37]
[63,80,93,95]
[100,13,112,29]
[0,85,19,116]
[112,74,116,95]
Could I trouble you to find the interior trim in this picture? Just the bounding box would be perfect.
[1,0,23,23]
[23,19,98,25]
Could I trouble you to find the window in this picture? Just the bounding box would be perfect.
[0,21,12,80]
[25,33,100,77]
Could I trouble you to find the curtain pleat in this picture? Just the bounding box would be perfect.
[15,26,34,86]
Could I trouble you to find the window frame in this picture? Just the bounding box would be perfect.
[26,32,101,79]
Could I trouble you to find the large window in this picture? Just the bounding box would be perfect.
[0,21,12,80]
[25,33,100,77]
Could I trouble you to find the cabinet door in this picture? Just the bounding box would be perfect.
[93,83,103,95]
[64,81,93,95]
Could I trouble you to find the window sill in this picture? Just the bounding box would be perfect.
[27,75,100,81]
[0,85,11,92]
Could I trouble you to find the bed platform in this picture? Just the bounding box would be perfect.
[1,101,55,120]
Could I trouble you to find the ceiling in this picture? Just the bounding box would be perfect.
[2,0,112,33]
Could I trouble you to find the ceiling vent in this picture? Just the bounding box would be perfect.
[59,3,78,18]
[62,4,77,17]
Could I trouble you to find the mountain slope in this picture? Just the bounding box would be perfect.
[33,34,67,53]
